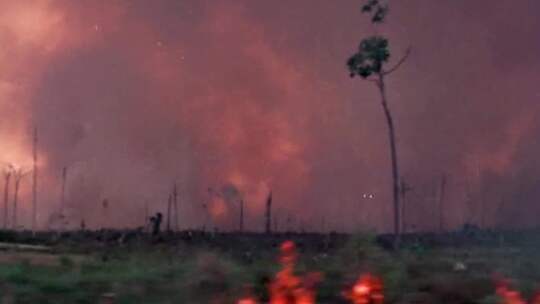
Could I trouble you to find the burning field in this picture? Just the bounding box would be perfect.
[0,232,537,303]
[1,0,540,303]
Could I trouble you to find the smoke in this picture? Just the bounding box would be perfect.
[0,0,539,231]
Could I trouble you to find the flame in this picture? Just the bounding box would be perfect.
[268,241,322,304]
[236,241,321,304]
[344,274,384,304]
[496,279,540,304]
[237,298,258,304]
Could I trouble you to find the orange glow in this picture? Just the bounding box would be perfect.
[268,241,321,304]
[237,241,322,304]
[237,298,258,304]
[0,1,64,49]
[345,274,384,304]
[496,279,540,304]
[208,197,229,219]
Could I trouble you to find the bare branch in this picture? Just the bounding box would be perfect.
[382,47,411,76]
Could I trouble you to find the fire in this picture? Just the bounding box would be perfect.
[269,241,322,304]
[496,279,540,304]
[236,260,540,304]
[236,240,389,304]
[236,241,322,304]
[345,274,384,304]
[237,298,258,304]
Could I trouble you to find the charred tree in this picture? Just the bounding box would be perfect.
[265,191,272,234]
[399,178,412,233]
[59,166,67,216]
[438,174,447,232]
[12,174,20,229]
[3,167,12,229]
[173,183,179,231]
[12,168,29,230]
[239,199,244,232]
[166,193,172,232]
[102,199,109,228]
[32,127,38,232]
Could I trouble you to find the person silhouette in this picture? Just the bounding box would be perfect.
[150,212,163,236]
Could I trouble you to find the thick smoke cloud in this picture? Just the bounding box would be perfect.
[0,0,539,231]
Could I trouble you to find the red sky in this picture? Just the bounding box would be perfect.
[1,0,539,231]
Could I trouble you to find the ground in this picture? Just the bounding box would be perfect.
[0,230,538,303]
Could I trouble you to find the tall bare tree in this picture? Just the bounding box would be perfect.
[59,166,68,217]
[12,167,30,230]
[265,191,272,234]
[438,174,447,232]
[166,193,172,232]
[32,127,38,232]
[173,183,179,231]
[239,199,244,232]
[347,0,410,248]
[399,178,412,233]
[3,164,13,229]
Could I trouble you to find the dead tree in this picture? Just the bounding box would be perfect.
[32,126,38,232]
[3,165,13,229]
[399,178,412,233]
[438,174,447,232]
[102,199,109,228]
[12,167,30,230]
[173,183,178,231]
[59,166,67,217]
[166,193,172,232]
[265,191,272,234]
[239,199,244,232]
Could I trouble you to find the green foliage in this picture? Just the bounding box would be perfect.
[361,0,389,23]
[347,36,390,78]
[348,1,392,79]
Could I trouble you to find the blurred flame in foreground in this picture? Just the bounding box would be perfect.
[237,298,258,304]
[238,241,387,304]
[268,240,322,304]
[237,240,322,304]
[496,279,540,304]
[237,244,540,304]
[344,274,384,304]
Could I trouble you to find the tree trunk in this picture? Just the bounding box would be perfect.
[265,192,272,234]
[60,167,67,216]
[32,127,38,233]
[3,173,11,229]
[239,199,244,232]
[377,74,401,248]
[12,178,20,230]
[439,174,447,232]
[399,179,407,234]
[166,194,172,232]
[173,183,179,231]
